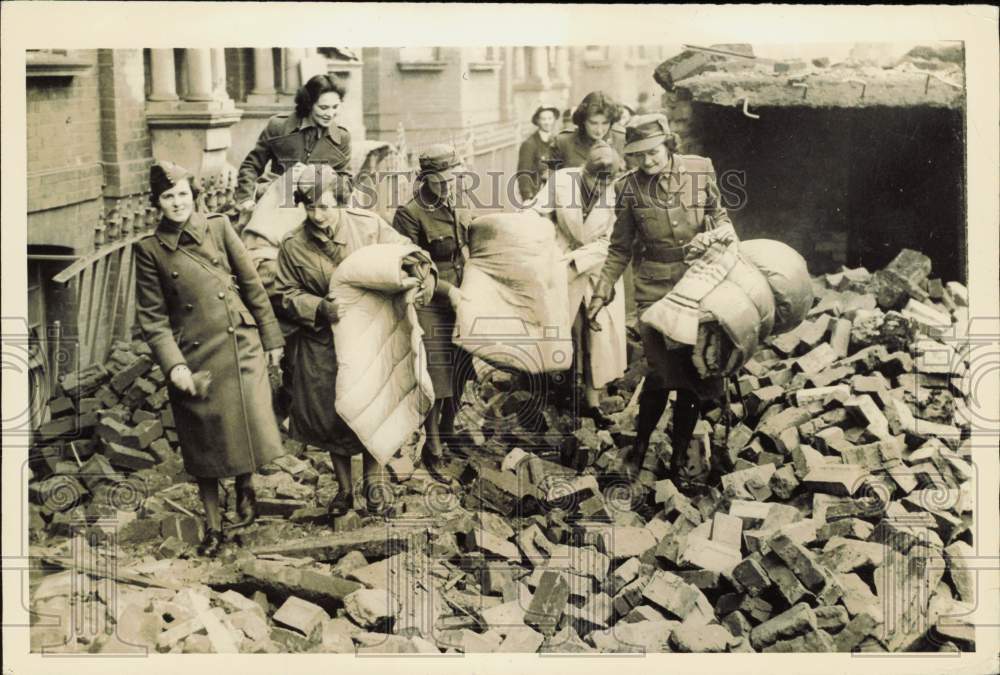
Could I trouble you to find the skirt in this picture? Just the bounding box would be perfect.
[417,301,470,400]
[286,330,365,458]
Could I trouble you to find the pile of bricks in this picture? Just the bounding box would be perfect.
[25,339,347,553]
[26,248,976,654]
[27,340,183,539]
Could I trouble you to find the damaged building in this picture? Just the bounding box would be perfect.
[20,42,980,656]
[655,43,966,282]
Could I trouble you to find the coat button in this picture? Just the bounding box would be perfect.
[227,326,235,334]
[211,257,219,265]
[218,292,225,299]
[171,271,179,278]
[192,341,201,347]
[184,303,193,310]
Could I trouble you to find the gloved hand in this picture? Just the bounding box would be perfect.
[685,227,736,261]
[169,364,197,396]
[586,296,607,331]
[318,295,341,324]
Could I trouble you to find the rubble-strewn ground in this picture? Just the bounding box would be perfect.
[28,248,975,654]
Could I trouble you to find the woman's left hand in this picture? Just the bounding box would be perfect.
[267,348,283,368]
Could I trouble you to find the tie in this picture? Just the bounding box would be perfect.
[303,126,319,159]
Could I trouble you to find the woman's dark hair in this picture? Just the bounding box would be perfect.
[151,177,200,209]
[571,90,621,128]
[294,74,347,119]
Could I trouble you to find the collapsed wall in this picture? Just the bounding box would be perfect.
[657,45,966,281]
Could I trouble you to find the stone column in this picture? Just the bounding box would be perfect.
[555,47,571,83]
[283,48,305,92]
[148,49,178,101]
[184,48,214,101]
[147,48,241,179]
[528,46,550,88]
[251,48,275,95]
[512,47,526,82]
[210,48,228,100]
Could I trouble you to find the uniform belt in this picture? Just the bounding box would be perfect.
[641,243,690,263]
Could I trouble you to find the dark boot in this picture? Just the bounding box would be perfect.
[668,391,702,492]
[584,406,614,430]
[196,529,225,557]
[230,477,257,529]
[622,388,668,481]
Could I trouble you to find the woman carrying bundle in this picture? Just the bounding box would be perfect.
[588,113,736,491]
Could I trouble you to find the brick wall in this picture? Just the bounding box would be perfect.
[27,49,103,254]
[363,47,466,147]
[98,49,153,198]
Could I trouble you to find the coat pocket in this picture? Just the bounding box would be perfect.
[239,308,259,327]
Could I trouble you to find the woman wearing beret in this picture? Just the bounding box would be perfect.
[392,145,471,482]
[516,105,560,203]
[235,74,352,216]
[588,114,736,492]
[134,161,286,557]
[275,165,417,517]
[551,91,626,172]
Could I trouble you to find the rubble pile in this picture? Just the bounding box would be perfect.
[27,248,976,654]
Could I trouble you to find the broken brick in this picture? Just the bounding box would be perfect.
[524,570,570,636]
[749,602,817,650]
[273,596,328,637]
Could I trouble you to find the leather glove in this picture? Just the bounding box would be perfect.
[318,296,341,324]
[585,296,607,332]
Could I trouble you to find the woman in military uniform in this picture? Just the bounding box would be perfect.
[516,105,560,203]
[275,165,418,517]
[134,161,286,557]
[235,74,353,216]
[551,91,626,171]
[392,145,471,481]
[587,114,736,490]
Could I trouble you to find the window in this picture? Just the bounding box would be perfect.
[465,47,488,62]
[26,49,90,79]
[399,47,439,63]
[583,45,610,62]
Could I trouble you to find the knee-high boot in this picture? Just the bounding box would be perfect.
[668,390,701,479]
[623,388,668,477]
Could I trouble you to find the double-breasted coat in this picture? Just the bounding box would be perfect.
[134,212,286,477]
[550,128,626,172]
[532,167,627,389]
[236,112,352,205]
[391,184,473,399]
[594,154,735,398]
[516,130,556,202]
[274,208,412,455]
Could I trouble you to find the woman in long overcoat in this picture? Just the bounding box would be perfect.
[391,145,470,481]
[516,105,560,203]
[532,141,627,429]
[274,165,421,516]
[134,161,286,556]
[588,114,736,490]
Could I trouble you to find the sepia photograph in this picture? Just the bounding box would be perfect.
[2,3,998,672]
